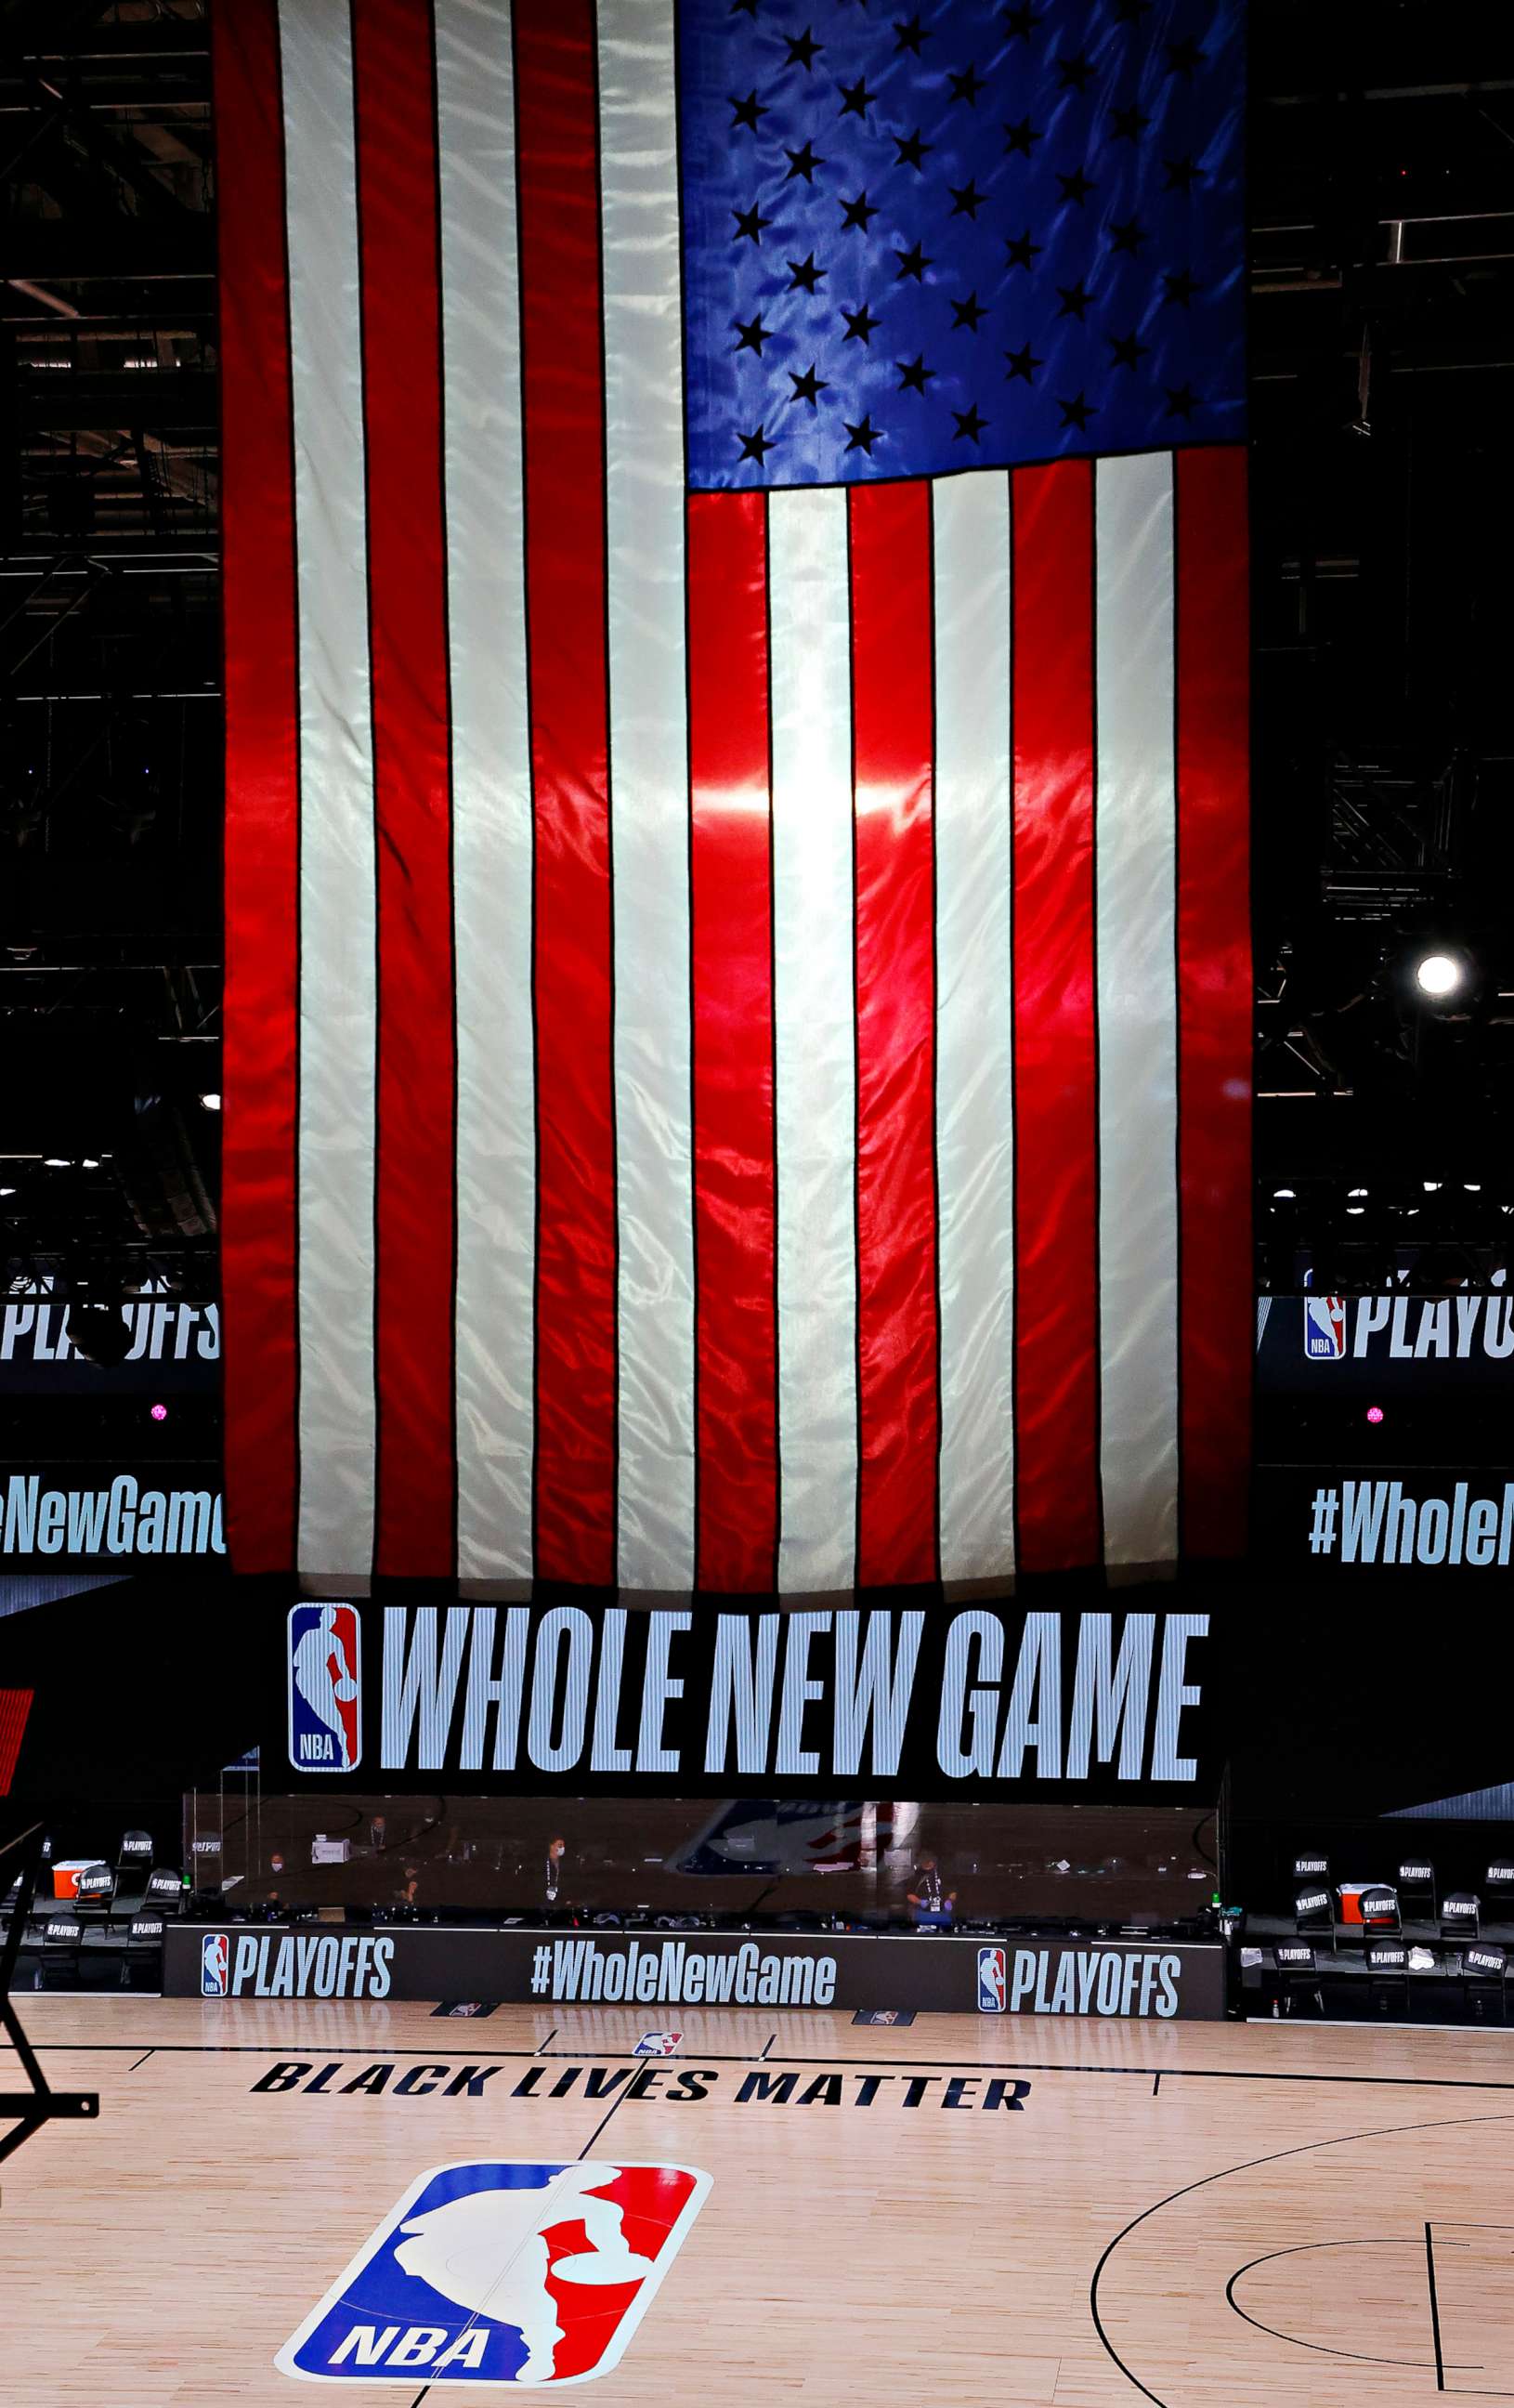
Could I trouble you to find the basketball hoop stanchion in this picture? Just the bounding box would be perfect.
[0,1823,98,2179]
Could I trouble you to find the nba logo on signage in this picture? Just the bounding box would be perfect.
[1303,1295,1348,1361]
[277,2160,711,2385]
[201,1931,229,1997]
[977,1946,1007,2013]
[287,1603,361,1773]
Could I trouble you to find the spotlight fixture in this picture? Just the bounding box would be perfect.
[1348,1186,1369,1198]
[1273,1186,1296,1199]
[150,1403,168,1423]
[1423,1181,1442,1193]
[1366,1406,1384,1425]
[198,1091,222,1112]
[1414,951,1463,998]
[69,1301,132,1368]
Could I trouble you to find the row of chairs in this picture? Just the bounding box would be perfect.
[1293,1884,1489,1943]
[5,1840,185,1951]
[1292,1852,1514,1934]
[5,1899,166,1990]
[1275,1937,1508,2021]
[59,1864,185,1915]
[1290,1852,1514,1944]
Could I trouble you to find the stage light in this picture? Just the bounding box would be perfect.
[1424,1181,1442,1192]
[150,1403,167,1423]
[1273,1186,1296,1199]
[1465,1183,1482,1193]
[1366,1406,1384,1425]
[1347,1205,1365,1216]
[1348,1186,1369,1197]
[198,1091,221,1112]
[43,1157,70,1169]
[0,1187,13,1198]
[1415,951,1462,997]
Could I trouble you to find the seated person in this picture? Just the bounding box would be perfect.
[907,1852,957,1926]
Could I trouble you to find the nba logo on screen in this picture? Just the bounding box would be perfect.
[201,1931,228,1997]
[977,1946,1007,2013]
[1303,1295,1348,1360]
[277,2159,711,2386]
[288,1602,361,1773]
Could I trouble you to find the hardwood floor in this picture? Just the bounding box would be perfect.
[5,1997,1514,2403]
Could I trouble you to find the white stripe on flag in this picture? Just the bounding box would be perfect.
[437,0,535,1589]
[598,0,696,1590]
[769,487,857,1594]
[933,471,1016,1584]
[279,0,376,1585]
[1095,450,1180,1569]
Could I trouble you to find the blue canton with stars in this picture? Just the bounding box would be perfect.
[680,0,1245,488]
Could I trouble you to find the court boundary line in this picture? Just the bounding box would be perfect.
[12,2036,1514,2090]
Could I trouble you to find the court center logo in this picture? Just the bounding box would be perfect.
[277,2159,711,2386]
[288,1601,361,1773]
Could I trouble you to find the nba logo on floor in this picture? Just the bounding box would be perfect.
[977,1946,1007,2013]
[287,1602,361,1773]
[277,2160,711,2386]
[1303,1295,1348,1360]
[201,1931,228,1997]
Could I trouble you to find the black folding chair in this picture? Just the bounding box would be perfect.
[1356,1884,1402,1948]
[1274,1942,1323,2016]
[1365,1939,1410,2017]
[143,1868,185,1918]
[1293,1882,1334,1943]
[38,1912,83,1990]
[1464,1942,1507,2026]
[114,1831,154,1913]
[72,1862,117,1921]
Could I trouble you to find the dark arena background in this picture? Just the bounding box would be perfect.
[3,4,1514,2404]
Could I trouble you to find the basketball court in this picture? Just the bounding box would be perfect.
[7,2000,1514,2404]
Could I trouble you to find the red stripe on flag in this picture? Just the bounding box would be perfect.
[0,1689,33,1795]
[1176,446,1251,1557]
[849,481,940,1587]
[213,0,298,1576]
[516,1,617,1584]
[351,0,457,1577]
[688,492,778,1592]
[1012,461,1102,1573]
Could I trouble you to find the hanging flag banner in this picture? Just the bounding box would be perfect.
[215,0,1250,1593]
[273,1600,1216,1801]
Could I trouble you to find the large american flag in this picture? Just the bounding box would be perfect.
[215,0,1250,1594]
